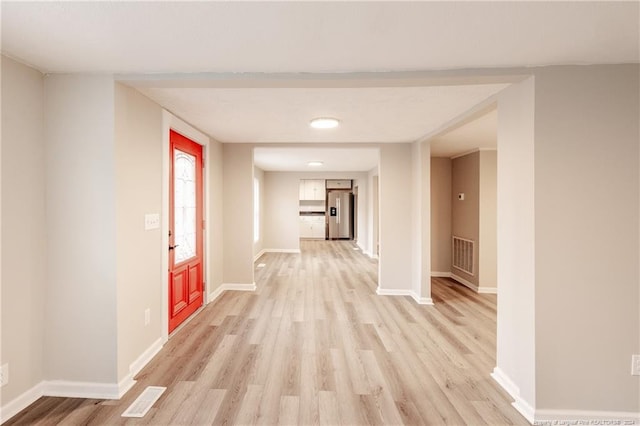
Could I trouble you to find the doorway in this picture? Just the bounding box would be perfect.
[168,130,205,333]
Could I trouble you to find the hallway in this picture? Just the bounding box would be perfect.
[7,241,526,425]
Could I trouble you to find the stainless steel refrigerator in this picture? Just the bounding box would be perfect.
[327,191,353,239]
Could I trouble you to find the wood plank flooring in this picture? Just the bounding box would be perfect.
[6,240,527,425]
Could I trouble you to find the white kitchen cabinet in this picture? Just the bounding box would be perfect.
[299,179,326,201]
[325,179,351,189]
[299,215,326,239]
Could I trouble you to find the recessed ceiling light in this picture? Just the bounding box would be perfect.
[308,161,323,167]
[310,117,340,129]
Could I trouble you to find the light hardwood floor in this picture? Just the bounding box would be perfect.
[6,240,527,425]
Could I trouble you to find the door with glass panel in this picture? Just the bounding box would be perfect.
[168,130,204,333]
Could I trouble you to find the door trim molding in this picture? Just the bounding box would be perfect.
[161,110,210,344]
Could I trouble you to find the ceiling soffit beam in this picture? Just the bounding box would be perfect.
[117,68,531,89]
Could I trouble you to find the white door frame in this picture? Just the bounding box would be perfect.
[161,110,211,343]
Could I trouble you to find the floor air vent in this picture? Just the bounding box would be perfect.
[121,386,166,418]
[452,236,474,275]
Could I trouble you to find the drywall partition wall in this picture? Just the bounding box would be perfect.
[370,170,379,258]
[207,137,224,297]
[378,144,413,292]
[410,140,432,302]
[495,77,536,416]
[451,151,480,287]
[263,171,301,251]
[262,171,370,253]
[479,150,497,289]
[533,65,639,415]
[253,166,265,258]
[0,57,46,405]
[43,74,118,384]
[223,144,255,285]
[114,84,163,383]
[430,157,452,274]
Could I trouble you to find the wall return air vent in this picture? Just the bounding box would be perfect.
[452,236,475,276]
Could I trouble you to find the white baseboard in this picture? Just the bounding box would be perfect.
[376,288,412,297]
[42,380,121,400]
[0,337,165,423]
[410,293,434,305]
[120,337,164,398]
[253,249,266,262]
[491,367,534,424]
[431,271,452,278]
[450,273,479,292]
[207,284,225,303]
[221,282,257,291]
[449,274,497,294]
[375,288,434,305]
[256,248,301,257]
[535,409,640,424]
[0,381,45,424]
[208,283,257,306]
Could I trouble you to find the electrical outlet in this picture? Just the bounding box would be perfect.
[632,355,640,376]
[144,308,151,326]
[1,364,9,387]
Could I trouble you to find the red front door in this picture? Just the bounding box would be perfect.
[169,130,204,333]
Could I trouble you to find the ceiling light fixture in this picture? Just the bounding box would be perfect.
[310,117,340,129]
[308,161,323,167]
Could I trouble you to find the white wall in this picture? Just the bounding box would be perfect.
[0,56,46,404]
[368,169,379,258]
[430,157,452,274]
[253,166,265,258]
[479,150,497,288]
[378,144,413,291]
[533,65,639,414]
[43,74,118,383]
[114,84,163,382]
[451,151,480,286]
[207,137,224,296]
[262,171,370,253]
[223,144,255,285]
[495,77,537,415]
[411,140,431,302]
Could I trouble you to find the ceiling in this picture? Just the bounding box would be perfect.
[138,84,509,144]
[2,2,637,74]
[254,147,379,172]
[2,1,638,170]
[431,108,498,158]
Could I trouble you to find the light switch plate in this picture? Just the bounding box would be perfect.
[632,355,640,376]
[144,214,160,230]
[1,364,8,387]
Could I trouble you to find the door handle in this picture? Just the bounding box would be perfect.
[169,244,179,251]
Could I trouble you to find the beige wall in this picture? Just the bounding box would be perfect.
[533,65,639,413]
[253,166,265,258]
[206,137,224,297]
[411,140,431,300]
[262,171,369,253]
[223,144,255,285]
[43,74,118,383]
[496,77,536,411]
[451,151,480,286]
[114,84,163,381]
[0,57,46,404]
[430,157,452,274]
[378,144,413,291]
[479,150,497,288]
